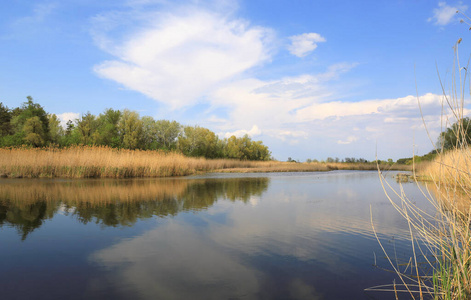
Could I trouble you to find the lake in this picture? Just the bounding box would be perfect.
[0,171,434,299]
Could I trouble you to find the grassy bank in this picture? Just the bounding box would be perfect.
[376,37,471,299]
[376,148,471,298]
[402,147,471,299]
[216,161,410,173]
[0,146,410,178]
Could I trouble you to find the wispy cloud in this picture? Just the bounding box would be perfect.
[428,1,467,26]
[93,8,274,109]
[18,2,57,24]
[337,136,358,145]
[3,2,58,39]
[90,2,457,159]
[287,33,326,57]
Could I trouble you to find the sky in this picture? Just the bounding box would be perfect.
[1,0,471,161]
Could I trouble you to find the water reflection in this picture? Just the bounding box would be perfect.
[88,172,433,300]
[0,171,433,300]
[0,177,269,240]
[0,201,53,240]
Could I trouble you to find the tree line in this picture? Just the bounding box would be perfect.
[395,118,471,165]
[304,157,370,163]
[0,97,271,160]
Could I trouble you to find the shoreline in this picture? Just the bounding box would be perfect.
[0,146,412,179]
[0,163,412,179]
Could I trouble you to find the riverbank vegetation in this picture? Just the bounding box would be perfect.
[0,146,409,178]
[0,97,270,161]
[0,97,413,177]
[376,34,471,299]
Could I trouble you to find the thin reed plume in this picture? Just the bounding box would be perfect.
[371,33,471,299]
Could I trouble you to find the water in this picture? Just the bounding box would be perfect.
[0,171,434,299]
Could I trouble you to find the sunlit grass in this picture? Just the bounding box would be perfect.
[373,35,471,299]
[0,145,259,178]
[0,145,410,178]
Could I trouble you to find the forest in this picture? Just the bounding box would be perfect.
[0,97,271,161]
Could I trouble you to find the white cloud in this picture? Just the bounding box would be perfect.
[208,68,451,158]
[266,129,309,144]
[224,125,261,138]
[207,63,360,137]
[93,9,273,109]
[428,2,467,25]
[337,136,358,145]
[89,3,459,159]
[294,93,443,122]
[57,112,80,128]
[288,33,326,57]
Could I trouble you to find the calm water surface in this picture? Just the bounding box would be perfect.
[0,171,433,299]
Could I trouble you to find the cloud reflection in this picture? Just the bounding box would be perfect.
[89,172,433,298]
[91,221,260,300]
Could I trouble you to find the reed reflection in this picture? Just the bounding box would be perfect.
[0,177,269,239]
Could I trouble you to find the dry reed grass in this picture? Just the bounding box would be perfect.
[421,148,471,186]
[371,35,471,299]
[375,148,471,299]
[0,146,267,178]
[0,145,410,178]
[214,162,410,173]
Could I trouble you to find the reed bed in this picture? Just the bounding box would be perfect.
[421,148,471,186]
[376,147,471,299]
[0,146,263,178]
[372,37,471,299]
[0,145,410,178]
[216,162,410,173]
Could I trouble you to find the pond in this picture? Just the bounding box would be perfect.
[0,171,434,300]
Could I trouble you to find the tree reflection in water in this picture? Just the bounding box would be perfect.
[0,177,269,239]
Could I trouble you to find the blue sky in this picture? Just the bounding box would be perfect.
[1,0,471,161]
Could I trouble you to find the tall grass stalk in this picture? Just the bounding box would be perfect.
[373,37,471,299]
[0,145,409,179]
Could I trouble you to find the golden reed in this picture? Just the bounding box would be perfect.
[0,146,410,178]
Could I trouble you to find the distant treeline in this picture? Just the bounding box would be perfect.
[396,151,437,165]
[304,157,370,164]
[395,117,471,165]
[0,97,271,160]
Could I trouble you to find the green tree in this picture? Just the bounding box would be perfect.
[438,117,471,150]
[0,102,12,136]
[141,118,182,150]
[223,134,270,160]
[155,120,181,150]
[141,116,158,149]
[63,119,80,146]
[47,114,63,145]
[10,96,50,146]
[95,109,122,147]
[76,112,98,145]
[23,116,46,146]
[177,125,221,158]
[118,109,143,149]
[225,135,243,159]
[249,139,271,161]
